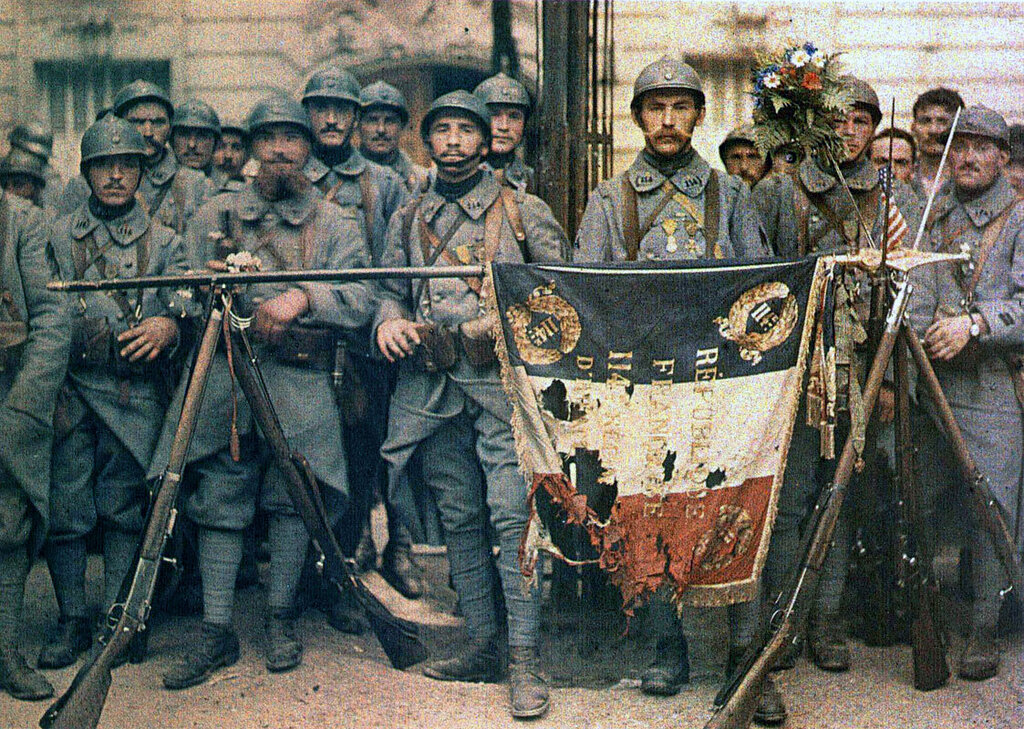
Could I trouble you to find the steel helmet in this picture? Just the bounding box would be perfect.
[112,79,174,120]
[359,80,410,125]
[302,66,361,107]
[631,57,704,111]
[79,116,150,172]
[172,99,222,137]
[420,90,491,141]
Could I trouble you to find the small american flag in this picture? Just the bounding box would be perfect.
[878,167,909,250]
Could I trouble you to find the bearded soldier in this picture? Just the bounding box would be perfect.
[213,119,250,190]
[752,76,923,676]
[376,90,566,719]
[158,95,373,689]
[300,66,419,603]
[474,72,534,192]
[59,80,212,233]
[910,106,1024,681]
[358,80,429,194]
[7,122,64,211]
[0,164,69,701]
[39,116,190,669]
[575,57,779,723]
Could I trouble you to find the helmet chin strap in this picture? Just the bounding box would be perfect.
[432,151,482,182]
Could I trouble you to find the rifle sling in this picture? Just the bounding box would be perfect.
[74,225,151,325]
[798,180,881,253]
[325,172,377,246]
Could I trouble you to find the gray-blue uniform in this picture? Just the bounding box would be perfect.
[483,155,534,193]
[47,199,190,611]
[575,150,765,261]
[57,148,212,234]
[377,149,429,195]
[909,173,1024,628]
[751,155,923,625]
[376,169,566,648]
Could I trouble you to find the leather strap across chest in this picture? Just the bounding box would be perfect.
[323,171,376,244]
[943,199,1022,303]
[621,171,720,261]
[236,204,321,271]
[73,224,151,323]
[795,179,880,255]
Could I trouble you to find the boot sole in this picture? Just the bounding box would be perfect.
[1,681,55,701]
[422,667,501,683]
[163,646,241,691]
[510,698,550,719]
[753,710,788,726]
[267,648,303,673]
[640,681,685,696]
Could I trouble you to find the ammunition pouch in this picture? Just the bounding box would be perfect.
[411,323,458,373]
[271,325,335,371]
[0,321,27,373]
[459,329,497,368]
[70,316,113,370]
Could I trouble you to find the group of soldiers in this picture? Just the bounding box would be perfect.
[0,54,1021,724]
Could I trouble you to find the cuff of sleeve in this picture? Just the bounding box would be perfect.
[299,282,331,320]
[973,303,1010,345]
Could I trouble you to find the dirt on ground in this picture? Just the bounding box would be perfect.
[2,546,1022,729]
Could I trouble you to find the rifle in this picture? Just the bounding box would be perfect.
[706,277,912,729]
[893,333,949,690]
[41,294,225,729]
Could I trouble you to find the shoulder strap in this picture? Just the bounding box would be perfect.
[498,187,528,262]
[359,171,377,243]
[966,200,1021,300]
[621,176,640,261]
[171,172,188,234]
[703,170,721,256]
[300,203,322,269]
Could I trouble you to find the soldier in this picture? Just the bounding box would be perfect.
[38,116,190,669]
[0,149,48,208]
[752,77,922,676]
[868,127,917,185]
[375,90,566,719]
[58,80,212,234]
[474,72,534,192]
[358,80,429,193]
[7,122,64,211]
[300,65,418,603]
[575,58,779,724]
[212,119,250,190]
[171,99,221,179]
[0,162,69,701]
[719,125,770,188]
[159,94,373,689]
[909,106,1024,680]
[1007,124,1024,198]
[910,87,965,199]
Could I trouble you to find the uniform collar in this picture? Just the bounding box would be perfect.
[70,200,150,246]
[236,180,321,226]
[303,147,366,184]
[419,168,501,223]
[799,155,878,194]
[627,150,711,196]
[954,174,1018,228]
[146,147,179,186]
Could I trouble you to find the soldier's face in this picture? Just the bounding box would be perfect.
[86,155,142,207]
[949,135,1008,195]
[171,127,218,171]
[252,124,311,173]
[216,131,249,178]
[2,174,43,206]
[869,137,915,183]
[1007,160,1024,198]
[912,104,955,158]
[358,108,403,156]
[835,107,877,162]
[634,90,704,158]
[123,102,171,159]
[489,104,526,155]
[426,111,488,182]
[307,99,357,149]
[723,142,767,187]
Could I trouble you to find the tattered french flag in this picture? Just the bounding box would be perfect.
[490,257,834,610]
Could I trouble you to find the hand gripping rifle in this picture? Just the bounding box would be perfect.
[706,277,912,729]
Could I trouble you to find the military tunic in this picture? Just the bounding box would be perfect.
[482,155,534,193]
[378,149,429,195]
[575,151,766,261]
[48,201,189,540]
[57,148,212,234]
[150,182,373,529]
[0,192,69,551]
[909,175,1024,560]
[376,169,565,646]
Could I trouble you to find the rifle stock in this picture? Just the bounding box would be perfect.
[706,279,910,729]
[228,325,428,670]
[40,301,225,729]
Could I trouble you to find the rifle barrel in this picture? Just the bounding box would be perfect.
[48,265,488,292]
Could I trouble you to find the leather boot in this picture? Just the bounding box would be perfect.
[163,622,240,690]
[422,636,501,683]
[38,615,92,669]
[0,644,54,701]
[809,613,850,672]
[266,610,303,673]
[353,522,378,573]
[753,674,788,726]
[641,636,690,696]
[958,624,999,681]
[326,588,368,635]
[508,646,549,719]
[381,532,423,599]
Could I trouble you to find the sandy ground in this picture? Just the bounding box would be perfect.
[2,547,1022,729]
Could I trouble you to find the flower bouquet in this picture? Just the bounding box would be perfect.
[751,43,852,163]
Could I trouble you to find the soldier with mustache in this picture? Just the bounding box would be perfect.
[910,87,966,199]
[358,80,428,194]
